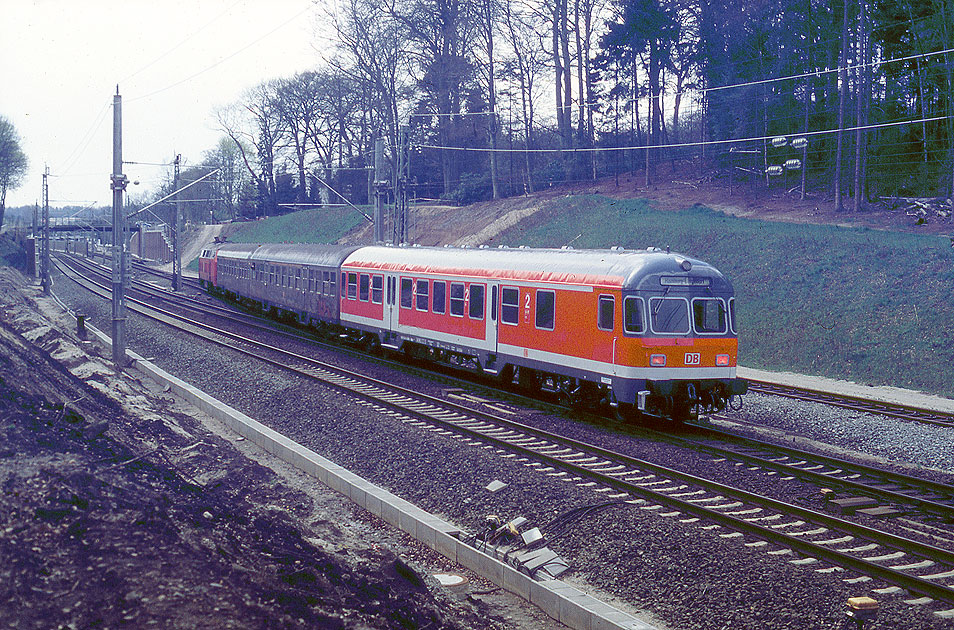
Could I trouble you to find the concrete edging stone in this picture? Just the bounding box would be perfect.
[82,320,656,630]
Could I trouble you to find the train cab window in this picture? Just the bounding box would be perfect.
[469,284,485,320]
[501,287,519,325]
[432,281,446,314]
[598,296,615,331]
[650,297,691,334]
[371,275,383,304]
[400,278,413,308]
[416,280,429,311]
[347,272,358,300]
[624,296,645,334]
[692,298,727,334]
[359,274,370,301]
[535,290,555,330]
[728,298,737,334]
[450,283,465,317]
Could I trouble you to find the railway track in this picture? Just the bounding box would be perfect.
[65,253,954,526]
[680,425,954,521]
[52,252,954,609]
[746,380,954,427]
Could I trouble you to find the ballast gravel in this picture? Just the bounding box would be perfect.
[49,267,954,630]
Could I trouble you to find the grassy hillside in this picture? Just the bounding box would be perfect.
[229,207,368,244]
[206,196,952,397]
[493,195,954,397]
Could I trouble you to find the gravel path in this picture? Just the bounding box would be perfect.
[50,266,954,630]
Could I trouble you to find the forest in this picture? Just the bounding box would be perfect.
[166,0,952,227]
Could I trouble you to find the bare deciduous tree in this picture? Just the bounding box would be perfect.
[0,116,29,231]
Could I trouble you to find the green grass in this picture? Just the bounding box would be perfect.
[494,195,954,397]
[229,207,368,244]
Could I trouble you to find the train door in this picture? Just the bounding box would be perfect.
[486,283,499,352]
[598,294,619,377]
[384,275,397,338]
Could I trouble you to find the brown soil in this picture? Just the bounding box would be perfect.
[0,267,561,630]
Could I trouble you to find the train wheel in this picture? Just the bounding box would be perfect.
[671,402,694,424]
[612,402,641,422]
[517,367,540,393]
[497,364,515,388]
[364,336,382,356]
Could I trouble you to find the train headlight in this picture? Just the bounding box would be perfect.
[650,354,667,367]
[716,354,730,366]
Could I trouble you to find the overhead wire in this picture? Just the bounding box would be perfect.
[415,115,951,154]
[127,1,315,103]
[54,98,112,178]
[118,0,246,86]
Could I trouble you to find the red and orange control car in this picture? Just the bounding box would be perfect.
[200,243,746,421]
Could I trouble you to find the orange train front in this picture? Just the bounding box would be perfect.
[201,243,747,422]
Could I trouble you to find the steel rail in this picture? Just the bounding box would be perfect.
[748,379,954,426]
[671,426,954,519]
[54,255,954,603]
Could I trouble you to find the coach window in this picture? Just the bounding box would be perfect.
[692,298,727,334]
[371,275,383,304]
[416,279,429,311]
[347,272,358,300]
[598,295,615,331]
[432,280,446,314]
[330,272,336,297]
[650,297,691,335]
[535,290,555,330]
[400,278,413,308]
[501,287,519,325]
[269,266,275,285]
[296,269,302,290]
[359,274,370,301]
[321,272,328,295]
[728,298,737,334]
[308,270,314,292]
[450,283,465,317]
[469,284,485,320]
[624,296,645,334]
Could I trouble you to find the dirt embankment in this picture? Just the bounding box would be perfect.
[0,266,540,630]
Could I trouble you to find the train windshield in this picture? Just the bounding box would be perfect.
[692,298,727,334]
[649,297,690,334]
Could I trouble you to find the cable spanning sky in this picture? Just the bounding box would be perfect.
[0,0,321,210]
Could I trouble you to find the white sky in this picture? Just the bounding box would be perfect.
[1,0,327,210]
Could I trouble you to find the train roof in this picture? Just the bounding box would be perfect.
[216,242,360,267]
[343,245,733,292]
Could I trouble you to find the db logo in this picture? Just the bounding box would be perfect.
[684,352,701,365]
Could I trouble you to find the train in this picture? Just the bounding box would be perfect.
[198,242,746,422]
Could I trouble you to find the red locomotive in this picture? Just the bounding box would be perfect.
[199,243,746,421]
